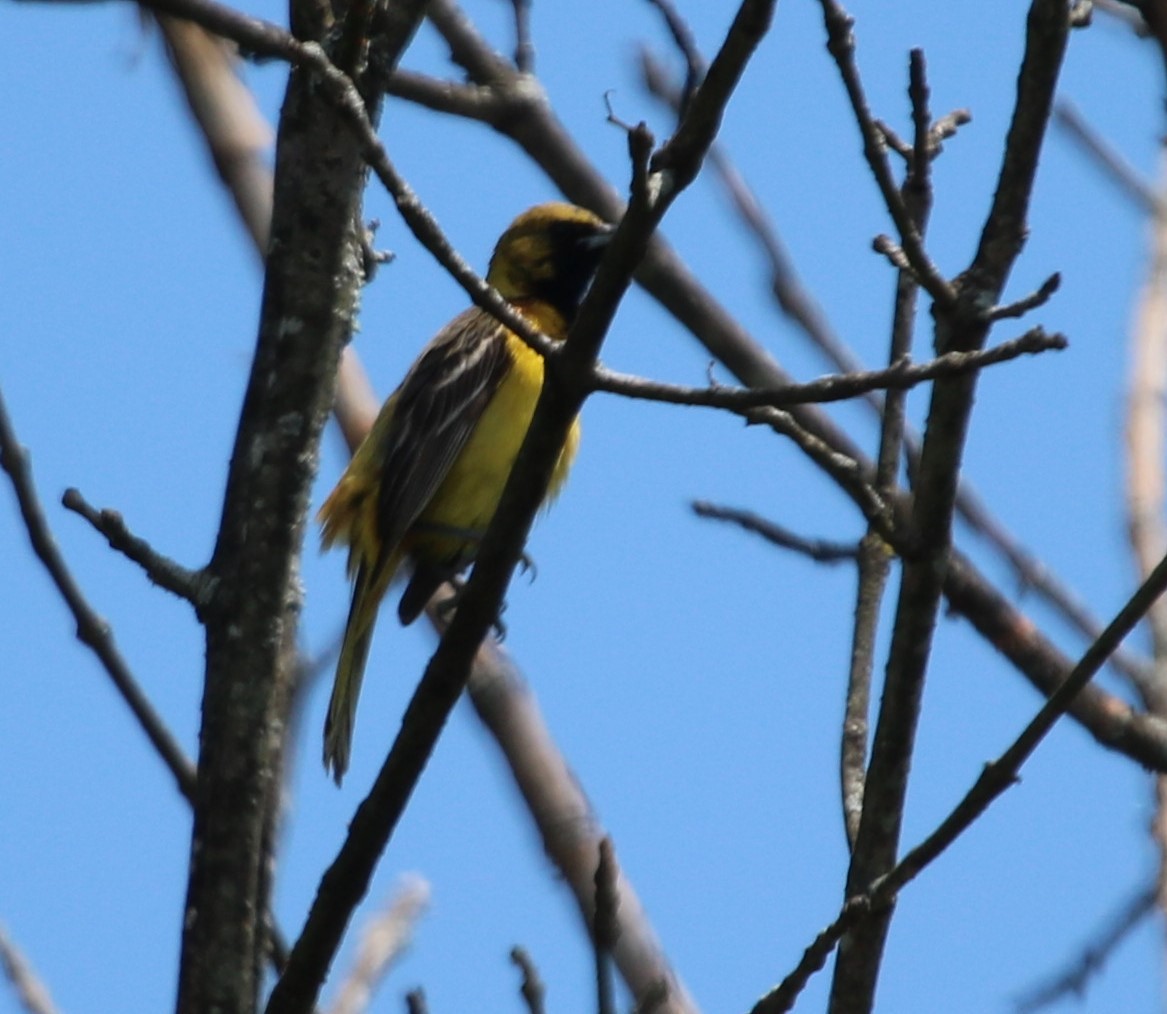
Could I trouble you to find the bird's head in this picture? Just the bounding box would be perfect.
[486,203,613,322]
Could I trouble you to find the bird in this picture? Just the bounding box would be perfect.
[317,202,612,782]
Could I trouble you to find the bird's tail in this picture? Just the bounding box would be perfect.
[324,556,395,783]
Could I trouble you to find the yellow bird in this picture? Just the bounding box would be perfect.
[318,202,611,782]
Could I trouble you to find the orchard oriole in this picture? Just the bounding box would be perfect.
[318,202,611,782]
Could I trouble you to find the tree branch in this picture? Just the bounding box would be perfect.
[267,4,775,1004]
[590,329,1065,409]
[0,923,58,1014]
[757,548,1167,1012]
[143,15,696,1009]
[1015,881,1156,1012]
[637,39,1146,691]
[0,386,197,802]
[830,3,1071,1007]
[414,0,1165,747]
[692,500,860,563]
[174,1,429,1010]
[61,487,213,611]
[817,1,955,306]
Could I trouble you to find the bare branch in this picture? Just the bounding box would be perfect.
[1014,882,1156,1012]
[62,487,213,610]
[0,923,59,1014]
[590,329,1067,410]
[509,947,546,1014]
[169,0,429,1008]
[759,549,1167,1011]
[327,877,430,1014]
[509,0,534,72]
[0,386,197,802]
[1122,145,1167,932]
[463,625,697,1012]
[693,500,860,563]
[645,0,704,118]
[386,69,503,120]
[636,37,1138,690]
[945,549,1167,766]
[157,19,273,252]
[831,2,1072,1006]
[841,48,938,852]
[1056,100,1159,212]
[593,840,620,1014]
[989,272,1061,321]
[817,1,955,307]
[1124,155,1167,700]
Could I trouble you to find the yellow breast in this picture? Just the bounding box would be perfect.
[414,331,580,554]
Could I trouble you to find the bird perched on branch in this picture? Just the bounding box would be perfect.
[318,202,612,783]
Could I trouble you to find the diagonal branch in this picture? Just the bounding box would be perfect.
[0,386,197,802]
[62,487,214,611]
[693,500,860,564]
[0,923,58,1014]
[817,0,955,306]
[637,42,1150,692]
[268,4,775,1007]
[146,17,697,1009]
[407,0,1167,772]
[755,548,1167,1012]
[830,4,1071,1009]
[170,2,430,1011]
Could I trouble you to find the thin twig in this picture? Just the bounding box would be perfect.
[755,549,1167,1012]
[509,0,533,72]
[989,272,1061,321]
[509,947,546,1014]
[0,386,197,802]
[62,488,214,610]
[1014,881,1156,1012]
[692,500,859,563]
[817,0,955,306]
[327,877,430,1014]
[841,48,936,852]
[645,0,704,118]
[593,840,620,1014]
[458,619,697,1012]
[418,0,1167,772]
[830,1,1072,1007]
[158,19,273,251]
[590,328,1066,410]
[0,924,58,1014]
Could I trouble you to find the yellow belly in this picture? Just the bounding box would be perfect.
[412,332,580,563]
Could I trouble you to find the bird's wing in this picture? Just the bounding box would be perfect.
[375,307,512,551]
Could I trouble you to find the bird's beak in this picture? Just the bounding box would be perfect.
[581,224,614,251]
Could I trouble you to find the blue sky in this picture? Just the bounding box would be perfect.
[2,1,1164,1011]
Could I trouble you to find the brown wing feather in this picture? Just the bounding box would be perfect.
[375,308,512,552]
